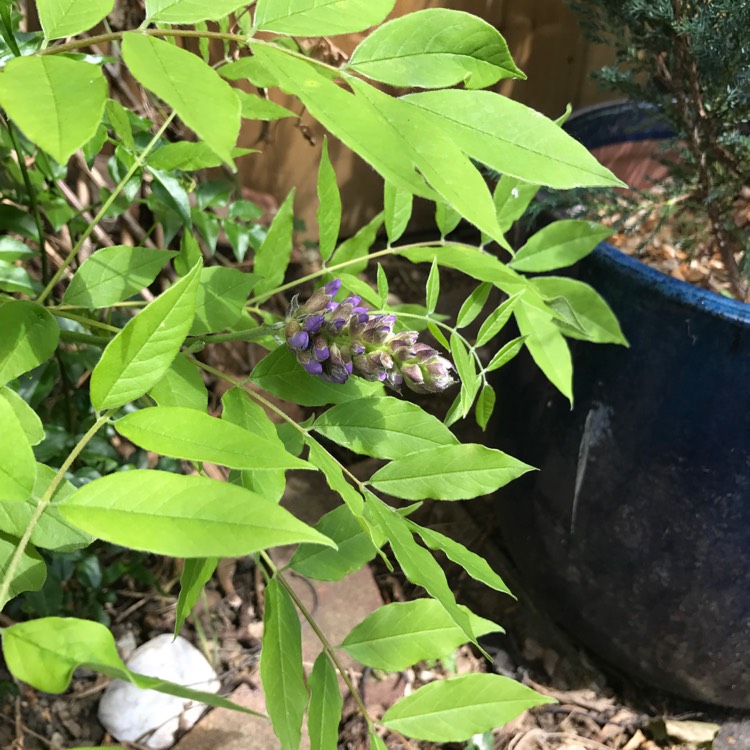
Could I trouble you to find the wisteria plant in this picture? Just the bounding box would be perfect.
[0,1,627,747]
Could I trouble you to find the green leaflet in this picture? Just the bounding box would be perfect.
[38,0,113,38]
[58,470,334,557]
[307,652,342,750]
[150,142,226,171]
[369,444,534,501]
[62,247,177,308]
[485,336,527,373]
[254,0,395,36]
[314,396,458,460]
[425,258,440,314]
[494,176,540,234]
[456,282,492,329]
[0,533,45,607]
[330,212,383,277]
[146,0,247,23]
[305,437,365,518]
[90,262,201,410]
[349,9,524,89]
[382,673,554,742]
[2,617,264,715]
[0,396,36,503]
[475,383,496,431]
[174,557,218,636]
[0,387,44,445]
[250,346,383,407]
[402,90,623,189]
[190,266,260,334]
[260,578,308,750]
[221,387,281,442]
[450,332,480,418]
[252,189,295,296]
[237,91,297,121]
[289,504,379,581]
[0,301,59,387]
[122,33,240,163]
[114,406,310,471]
[148,354,208,411]
[475,293,523,348]
[510,220,613,273]
[317,137,341,262]
[341,599,501,672]
[0,56,107,164]
[383,182,412,244]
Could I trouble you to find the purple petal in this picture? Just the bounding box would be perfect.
[351,343,365,355]
[323,278,342,296]
[342,295,361,307]
[303,360,324,375]
[303,315,325,333]
[288,331,310,351]
[313,343,330,362]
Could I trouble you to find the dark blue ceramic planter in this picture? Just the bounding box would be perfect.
[491,102,750,708]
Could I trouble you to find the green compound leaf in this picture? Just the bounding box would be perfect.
[369,444,534,501]
[38,0,113,38]
[260,578,308,750]
[122,33,240,163]
[252,189,295,296]
[114,406,310,471]
[250,346,383,407]
[510,220,613,273]
[383,182,412,244]
[174,557,218,636]
[90,262,201,411]
[314,396,458,460]
[349,9,524,89]
[402,90,623,190]
[382,673,554,742]
[254,0,395,36]
[63,247,177,308]
[289,504,378,581]
[308,652,342,750]
[148,353,208,411]
[190,266,259,335]
[2,618,264,715]
[59,470,334,558]
[317,137,341,263]
[0,387,44,446]
[146,0,247,23]
[341,599,501,672]
[0,301,58,387]
[0,533,45,607]
[0,56,107,164]
[531,277,628,346]
[0,389,36,503]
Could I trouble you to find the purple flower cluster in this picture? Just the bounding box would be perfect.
[284,278,455,394]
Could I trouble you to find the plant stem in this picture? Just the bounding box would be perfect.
[259,551,374,730]
[36,113,176,305]
[53,310,120,333]
[0,409,116,608]
[59,329,110,346]
[187,324,281,346]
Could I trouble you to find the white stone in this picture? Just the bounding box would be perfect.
[98,634,220,750]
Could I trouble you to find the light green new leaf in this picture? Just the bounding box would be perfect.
[59,470,334,557]
[237,90,297,121]
[122,33,240,163]
[342,599,500,672]
[3,618,265,715]
[90,262,201,410]
[175,557,218,636]
[474,383,496,431]
[289,504,378,581]
[308,652,342,750]
[382,673,554,742]
[260,578,308,750]
[38,0,113,39]
[149,354,208,411]
[314,396,457,460]
[146,0,247,23]
[366,495,474,643]
[383,182,412,244]
[349,9,523,89]
[149,142,225,171]
[369,444,534,501]
[253,189,295,296]
[63,247,177,308]
[115,406,310,471]
[0,533,45,607]
[250,346,382,407]
[514,300,572,403]
[456,282,492,329]
[485,336,527,373]
[306,437,365,517]
[510,220,612,273]
[403,90,623,189]
[254,0,395,36]
[330,211,383,276]
[409,523,512,595]
[0,387,44,445]
[191,267,259,334]
[0,56,106,164]
[0,464,91,553]
[0,390,36,503]
[317,137,341,263]
[475,293,522,348]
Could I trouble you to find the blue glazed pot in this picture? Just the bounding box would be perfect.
[491,101,750,708]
